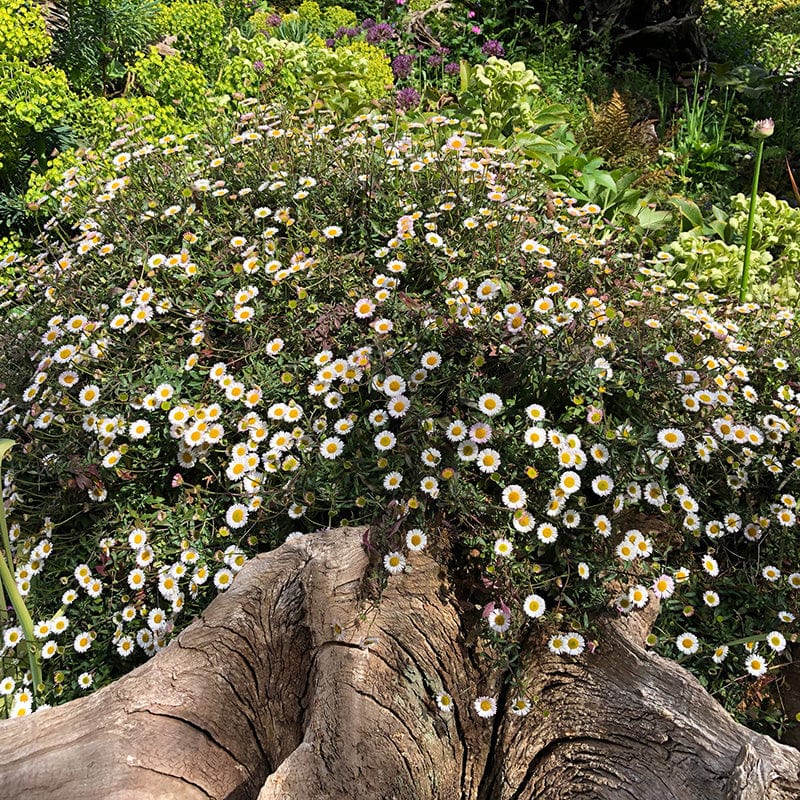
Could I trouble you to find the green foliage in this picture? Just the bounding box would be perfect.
[583,89,660,174]
[50,0,162,92]
[0,61,76,181]
[457,57,545,138]
[335,40,393,100]
[0,0,51,62]
[216,32,315,97]
[156,0,226,78]
[131,47,213,119]
[702,0,800,73]
[0,108,798,734]
[216,33,393,114]
[272,16,314,42]
[666,191,800,303]
[296,0,322,22]
[319,4,358,36]
[247,9,275,30]
[218,0,251,26]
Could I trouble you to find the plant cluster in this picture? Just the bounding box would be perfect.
[666,191,800,304]
[702,0,800,75]
[0,0,51,62]
[0,105,797,735]
[155,0,226,78]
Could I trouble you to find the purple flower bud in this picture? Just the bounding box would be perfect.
[471,25,481,34]
[366,22,395,44]
[444,61,460,75]
[392,53,416,80]
[253,60,265,73]
[334,25,360,39]
[395,87,420,111]
[481,39,505,58]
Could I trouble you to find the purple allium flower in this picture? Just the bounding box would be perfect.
[267,13,281,26]
[392,53,416,80]
[366,22,395,44]
[427,53,442,67]
[481,39,505,57]
[325,37,335,47]
[396,87,420,111]
[334,25,360,39]
[361,17,376,29]
[444,61,460,75]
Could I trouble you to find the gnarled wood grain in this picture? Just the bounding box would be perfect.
[0,527,798,800]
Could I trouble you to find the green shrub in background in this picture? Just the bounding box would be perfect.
[156,0,226,79]
[457,57,545,138]
[666,191,800,304]
[0,0,51,62]
[0,62,76,180]
[216,32,393,114]
[702,0,800,74]
[335,40,393,99]
[295,0,322,22]
[319,4,358,36]
[217,32,317,97]
[218,0,252,26]
[49,0,162,92]
[131,47,213,119]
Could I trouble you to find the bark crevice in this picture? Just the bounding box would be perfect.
[0,527,799,800]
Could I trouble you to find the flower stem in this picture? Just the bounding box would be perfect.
[739,137,765,302]
[0,440,42,702]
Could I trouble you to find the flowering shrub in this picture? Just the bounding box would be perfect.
[0,104,798,733]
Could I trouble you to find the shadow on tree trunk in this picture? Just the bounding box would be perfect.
[1,527,798,799]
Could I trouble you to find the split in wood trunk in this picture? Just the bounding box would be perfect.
[1,527,799,800]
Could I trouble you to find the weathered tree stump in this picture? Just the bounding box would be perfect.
[1,527,798,799]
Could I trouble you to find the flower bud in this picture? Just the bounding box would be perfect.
[752,118,774,138]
